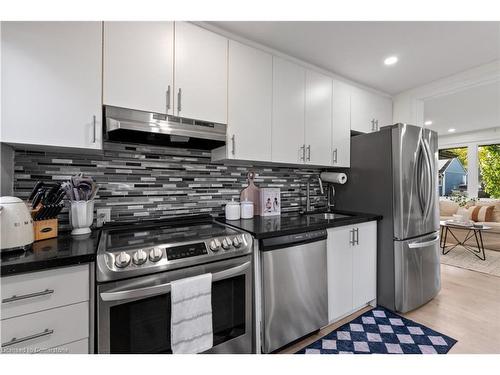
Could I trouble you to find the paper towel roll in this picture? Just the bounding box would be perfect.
[320,172,347,184]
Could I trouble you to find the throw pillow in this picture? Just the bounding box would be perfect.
[468,205,495,222]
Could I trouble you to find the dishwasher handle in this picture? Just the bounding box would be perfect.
[260,229,327,251]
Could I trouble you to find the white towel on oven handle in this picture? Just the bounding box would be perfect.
[170,273,213,354]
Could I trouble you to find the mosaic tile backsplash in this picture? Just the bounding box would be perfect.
[13,142,327,231]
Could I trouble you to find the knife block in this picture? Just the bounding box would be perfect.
[33,219,58,241]
[30,204,61,241]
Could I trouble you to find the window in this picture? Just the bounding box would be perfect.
[478,143,500,198]
[438,147,468,197]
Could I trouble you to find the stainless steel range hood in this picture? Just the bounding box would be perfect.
[104,106,226,150]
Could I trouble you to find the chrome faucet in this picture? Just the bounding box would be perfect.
[305,175,324,213]
[326,184,335,212]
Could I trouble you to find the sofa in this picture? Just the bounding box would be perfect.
[439,199,500,252]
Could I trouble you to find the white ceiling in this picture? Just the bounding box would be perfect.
[424,81,500,135]
[209,21,500,95]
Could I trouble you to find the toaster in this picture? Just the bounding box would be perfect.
[0,196,34,252]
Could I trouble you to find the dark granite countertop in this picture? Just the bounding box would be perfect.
[1,230,99,277]
[217,210,382,240]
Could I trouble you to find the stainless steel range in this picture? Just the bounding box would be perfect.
[96,214,253,354]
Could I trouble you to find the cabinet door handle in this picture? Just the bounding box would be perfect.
[299,144,305,161]
[1,328,54,348]
[92,115,97,143]
[375,119,379,131]
[355,228,359,245]
[349,229,354,246]
[371,119,375,132]
[166,85,171,112]
[177,88,182,113]
[2,289,54,304]
[231,134,236,156]
[333,148,338,164]
[306,145,311,161]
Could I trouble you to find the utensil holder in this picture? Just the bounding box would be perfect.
[70,200,94,236]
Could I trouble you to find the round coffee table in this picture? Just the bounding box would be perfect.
[440,220,491,261]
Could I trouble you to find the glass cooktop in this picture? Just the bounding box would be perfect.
[104,221,239,251]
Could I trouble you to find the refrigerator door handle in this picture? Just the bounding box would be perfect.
[408,235,440,248]
[415,143,426,216]
[422,139,434,221]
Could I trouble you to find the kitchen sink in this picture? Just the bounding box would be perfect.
[307,212,352,220]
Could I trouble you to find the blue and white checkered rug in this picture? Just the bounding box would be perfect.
[297,307,457,354]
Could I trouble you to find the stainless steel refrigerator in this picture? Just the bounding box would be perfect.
[335,123,441,313]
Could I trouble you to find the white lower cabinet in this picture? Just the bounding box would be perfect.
[327,221,377,324]
[1,302,89,354]
[1,265,91,354]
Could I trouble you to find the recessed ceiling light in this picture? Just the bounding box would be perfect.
[448,128,456,133]
[384,56,398,66]
[424,120,433,126]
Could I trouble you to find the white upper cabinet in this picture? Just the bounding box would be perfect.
[374,94,393,129]
[272,57,306,164]
[1,22,102,149]
[305,70,333,166]
[174,22,228,124]
[332,80,351,167]
[225,40,273,161]
[351,86,392,133]
[350,86,373,133]
[103,22,174,115]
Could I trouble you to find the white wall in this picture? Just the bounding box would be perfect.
[1,143,14,196]
[393,60,500,126]
[438,127,500,148]
[394,61,500,199]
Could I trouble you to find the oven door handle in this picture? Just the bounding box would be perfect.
[100,261,251,302]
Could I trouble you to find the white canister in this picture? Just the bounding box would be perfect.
[225,199,240,220]
[240,200,254,219]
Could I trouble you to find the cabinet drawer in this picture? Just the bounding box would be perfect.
[40,338,89,354]
[1,264,89,320]
[1,301,89,353]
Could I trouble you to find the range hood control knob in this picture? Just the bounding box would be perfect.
[133,249,148,265]
[209,240,220,252]
[115,252,131,268]
[222,237,232,250]
[149,247,163,262]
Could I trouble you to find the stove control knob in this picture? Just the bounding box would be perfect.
[222,237,232,250]
[149,247,163,262]
[132,249,148,265]
[115,252,131,268]
[232,236,242,248]
[209,240,220,252]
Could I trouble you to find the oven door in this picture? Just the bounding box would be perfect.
[97,255,253,354]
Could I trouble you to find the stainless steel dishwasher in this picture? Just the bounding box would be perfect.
[260,229,328,353]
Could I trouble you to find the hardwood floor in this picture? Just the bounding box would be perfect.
[278,264,500,354]
[403,264,500,354]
